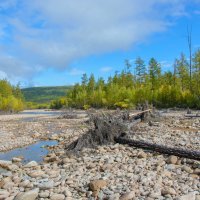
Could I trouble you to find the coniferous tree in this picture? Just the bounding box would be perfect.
[135,57,146,84]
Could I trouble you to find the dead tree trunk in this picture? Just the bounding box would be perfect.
[115,137,200,161]
[66,110,152,153]
[66,114,128,152]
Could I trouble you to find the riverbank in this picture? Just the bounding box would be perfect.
[0,109,86,152]
[0,109,199,200]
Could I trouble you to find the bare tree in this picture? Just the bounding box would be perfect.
[187,25,192,91]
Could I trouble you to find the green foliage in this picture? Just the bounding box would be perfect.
[0,80,24,112]
[50,98,68,109]
[22,86,72,103]
[48,49,200,110]
[83,104,90,110]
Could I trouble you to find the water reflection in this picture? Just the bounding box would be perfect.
[0,140,58,164]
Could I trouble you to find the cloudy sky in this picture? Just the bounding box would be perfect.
[0,0,200,87]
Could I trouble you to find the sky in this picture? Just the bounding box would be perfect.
[0,0,200,87]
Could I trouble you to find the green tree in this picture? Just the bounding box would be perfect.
[135,57,146,83]
[148,58,161,90]
[177,53,189,91]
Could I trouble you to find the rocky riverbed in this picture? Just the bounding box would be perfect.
[0,109,199,200]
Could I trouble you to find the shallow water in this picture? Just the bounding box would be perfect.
[0,140,58,164]
[20,110,62,115]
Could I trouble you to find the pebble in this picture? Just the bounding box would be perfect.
[179,192,196,200]
[119,191,135,200]
[0,110,199,200]
[50,193,65,200]
[24,161,38,168]
[14,188,39,200]
[167,156,178,164]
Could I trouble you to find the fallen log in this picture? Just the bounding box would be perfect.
[115,137,200,161]
[185,114,200,118]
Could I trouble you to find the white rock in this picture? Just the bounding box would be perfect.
[24,161,38,168]
[14,188,39,200]
[38,180,54,189]
[50,193,65,200]
[39,191,50,198]
[179,192,196,200]
[119,191,135,200]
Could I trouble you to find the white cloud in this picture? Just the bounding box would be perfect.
[100,67,113,73]
[69,68,84,76]
[0,0,198,81]
[160,60,173,69]
[0,70,7,79]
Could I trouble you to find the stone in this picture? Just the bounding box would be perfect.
[38,180,54,189]
[196,195,200,200]
[24,161,38,168]
[39,191,50,198]
[28,170,44,178]
[2,181,15,189]
[0,160,12,168]
[161,188,176,195]
[12,157,22,162]
[32,132,40,138]
[109,193,120,200]
[119,191,135,200]
[64,190,72,197]
[50,193,65,200]
[19,180,30,188]
[193,168,200,175]
[14,188,39,200]
[0,190,10,199]
[179,192,196,200]
[138,151,147,158]
[167,156,178,164]
[8,164,19,171]
[182,166,193,173]
[89,179,107,192]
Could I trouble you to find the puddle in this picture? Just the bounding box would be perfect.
[0,140,58,164]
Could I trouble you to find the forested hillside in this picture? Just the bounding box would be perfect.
[22,86,71,104]
[0,80,24,112]
[51,50,200,109]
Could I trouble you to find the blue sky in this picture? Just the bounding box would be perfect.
[0,0,200,87]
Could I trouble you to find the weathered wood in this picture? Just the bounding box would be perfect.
[115,137,200,161]
[185,114,200,118]
[129,109,152,118]
[66,114,128,152]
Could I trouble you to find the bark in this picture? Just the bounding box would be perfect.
[115,137,200,161]
[65,109,152,153]
[185,114,200,118]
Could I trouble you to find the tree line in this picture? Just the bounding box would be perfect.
[0,80,24,112]
[51,49,200,109]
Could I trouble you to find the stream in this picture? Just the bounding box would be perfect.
[0,140,58,164]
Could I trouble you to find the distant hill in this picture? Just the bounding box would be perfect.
[22,86,72,103]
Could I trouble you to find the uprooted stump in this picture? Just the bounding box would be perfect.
[66,114,128,152]
[66,110,150,153]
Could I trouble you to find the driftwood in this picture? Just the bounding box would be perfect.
[66,108,200,161]
[66,109,150,152]
[115,137,200,161]
[185,114,200,118]
[66,114,128,152]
